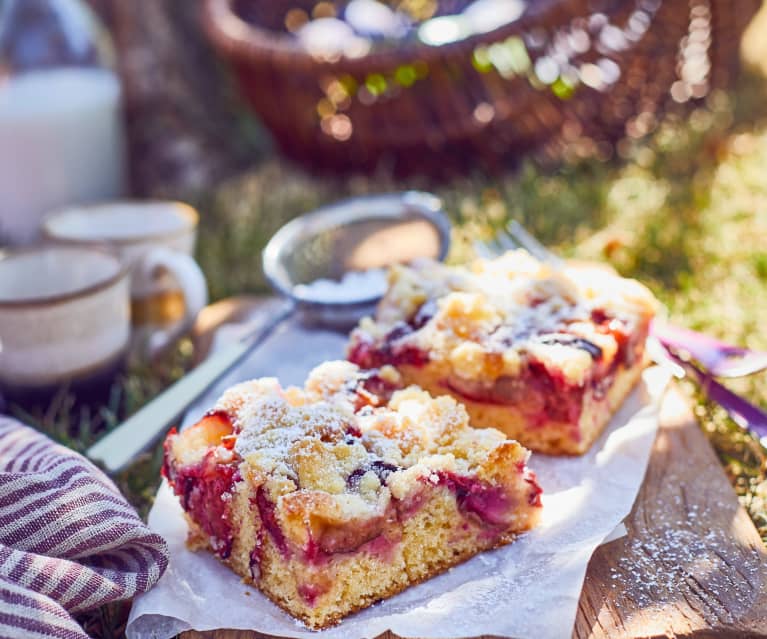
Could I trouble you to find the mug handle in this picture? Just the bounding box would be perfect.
[137,247,208,357]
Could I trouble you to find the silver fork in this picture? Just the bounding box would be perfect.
[480,220,767,441]
[480,221,767,378]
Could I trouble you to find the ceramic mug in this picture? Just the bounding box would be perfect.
[42,201,208,356]
[0,245,130,397]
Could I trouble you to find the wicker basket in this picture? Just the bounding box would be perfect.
[202,0,759,176]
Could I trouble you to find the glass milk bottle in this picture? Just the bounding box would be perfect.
[0,0,125,245]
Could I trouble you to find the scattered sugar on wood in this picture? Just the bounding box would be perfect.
[606,478,763,623]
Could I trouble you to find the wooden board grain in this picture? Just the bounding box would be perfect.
[182,298,767,639]
[573,388,767,639]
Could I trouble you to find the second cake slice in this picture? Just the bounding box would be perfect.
[348,250,657,455]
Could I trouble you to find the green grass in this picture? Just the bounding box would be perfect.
[9,29,767,639]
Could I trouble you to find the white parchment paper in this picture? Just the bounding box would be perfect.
[127,315,670,639]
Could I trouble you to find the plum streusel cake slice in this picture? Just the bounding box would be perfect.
[163,361,542,629]
[348,250,657,455]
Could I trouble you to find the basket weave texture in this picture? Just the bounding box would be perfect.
[203,0,760,175]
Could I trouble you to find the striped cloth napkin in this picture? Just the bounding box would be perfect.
[0,417,169,639]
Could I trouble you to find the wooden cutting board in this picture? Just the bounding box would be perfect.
[181,298,767,639]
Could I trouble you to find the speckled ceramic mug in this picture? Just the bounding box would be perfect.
[0,245,130,397]
[42,201,208,356]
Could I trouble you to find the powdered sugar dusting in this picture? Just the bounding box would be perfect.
[294,268,387,303]
[234,395,346,458]
[231,392,355,490]
[606,484,763,623]
[222,362,521,494]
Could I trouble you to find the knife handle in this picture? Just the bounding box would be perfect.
[86,304,292,474]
